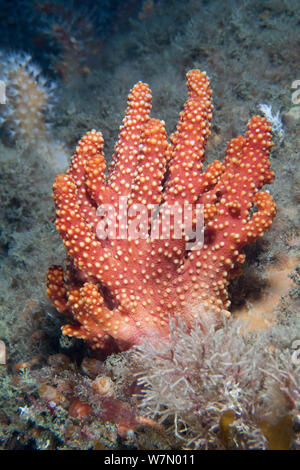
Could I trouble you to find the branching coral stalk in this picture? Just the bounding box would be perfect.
[47,69,276,352]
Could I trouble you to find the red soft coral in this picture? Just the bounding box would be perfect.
[47,70,276,352]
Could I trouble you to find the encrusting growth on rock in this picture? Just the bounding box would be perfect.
[47,70,277,352]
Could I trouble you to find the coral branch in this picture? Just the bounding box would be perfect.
[47,70,276,352]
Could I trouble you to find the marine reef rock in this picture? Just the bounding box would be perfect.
[47,69,277,352]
